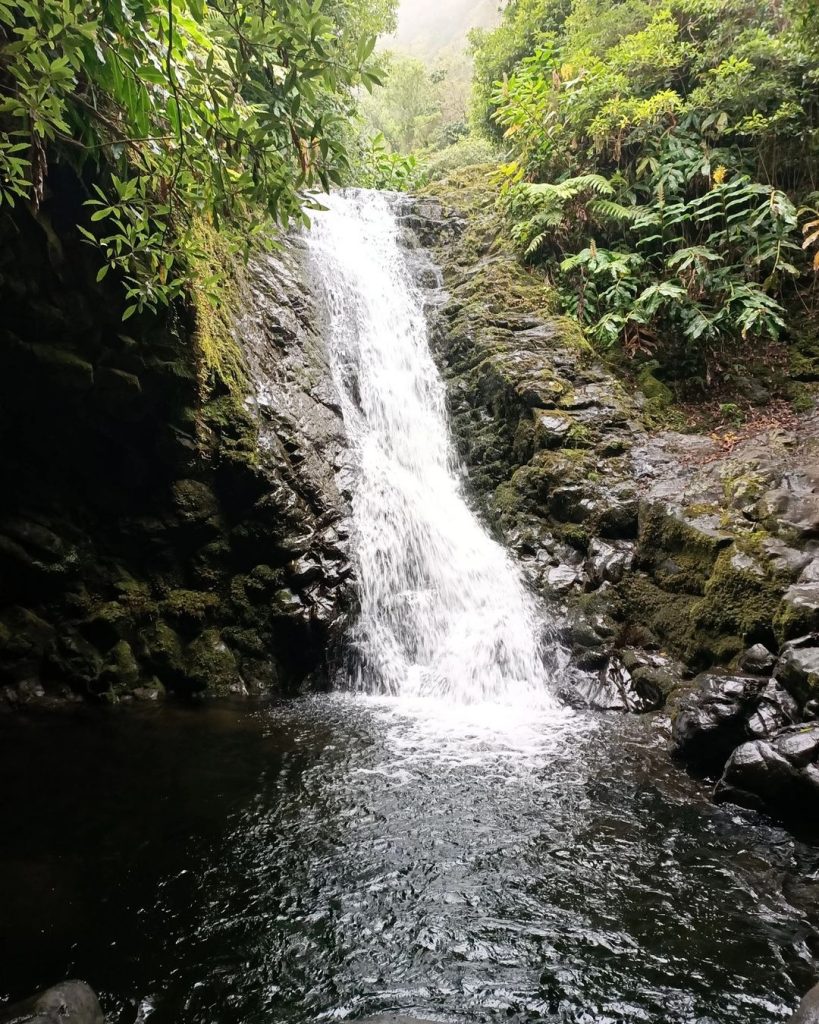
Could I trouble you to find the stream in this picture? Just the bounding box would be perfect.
[2,192,819,1024]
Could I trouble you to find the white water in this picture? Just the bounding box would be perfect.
[307,191,560,706]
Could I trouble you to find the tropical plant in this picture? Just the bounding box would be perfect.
[473,0,819,383]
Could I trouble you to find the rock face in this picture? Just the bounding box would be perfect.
[0,981,103,1024]
[406,175,819,685]
[0,190,351,704]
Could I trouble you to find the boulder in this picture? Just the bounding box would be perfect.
[715,724,819,815]
[738,643,776,676]
[568,657,664,713]
[0,981,103,1024]
[585,538,635,586]
[775,636,819,705]
[778,583,819,641]
[671,674,797,770]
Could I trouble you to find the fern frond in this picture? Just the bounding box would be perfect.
[589,198,638,221]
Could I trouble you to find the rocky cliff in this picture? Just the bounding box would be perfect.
[0,185,352,707]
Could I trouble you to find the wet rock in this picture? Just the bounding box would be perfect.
[715,724,819,815]
[775,635,819,705]
[757,463,819,537]
[359,1018,445,1024]
[778,583,819,640]
[800,557,819,584]
[761,538,814,579]
[621,648,684,701]
[569,657,664,713]
[0,980,103,1024]
[738,643,777,676]
[534,411,571,449]
[671,674,797,769]
[586,538,635,586]
[788,982,819,1023]
[546,564,583,595]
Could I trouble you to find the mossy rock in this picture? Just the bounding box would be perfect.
[100,639,141,691]
[614,573,707,662]
[774,583,819,643]
[183,628,241,693]
[139,620,185,678]
[113,579,157,620]
[80,600,133,648]
[636,362,676,426]
[789,328,819,382]
[638,502,732,594]
[159,588,218,629]
[170,479,222,529]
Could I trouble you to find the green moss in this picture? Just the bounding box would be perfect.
[721,467,767,509]
[616,573,699,657]
[139,620,185,677]
[559,524,590,552]
[637,361,676,426]
[692,547,781,649]
[160,588,218,626]
[638,502,730,594]
[184,628,240,693]
[788,327,819,382]
[101,639,140,691]
[114,579,157,620]
[774,592,819,643]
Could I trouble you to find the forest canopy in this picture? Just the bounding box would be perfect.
[467,0,819,386]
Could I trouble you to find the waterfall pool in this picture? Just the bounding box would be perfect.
[0,697,816,1024]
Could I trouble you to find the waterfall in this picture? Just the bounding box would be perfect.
[307,191,557,705]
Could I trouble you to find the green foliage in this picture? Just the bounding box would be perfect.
[350,132,426,190]
[424,135,499,180]
[0,0,394,318]
[472,0,819,385]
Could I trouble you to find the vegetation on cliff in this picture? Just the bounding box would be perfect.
[369,0,819,394]
[470,0,819,388]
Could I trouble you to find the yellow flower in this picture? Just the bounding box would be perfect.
[713,164,728,185]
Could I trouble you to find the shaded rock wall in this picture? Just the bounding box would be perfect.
[0,180,351,706]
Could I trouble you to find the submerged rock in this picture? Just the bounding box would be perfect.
[0,981,103,1024]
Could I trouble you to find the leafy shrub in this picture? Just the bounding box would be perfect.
[473,0,819,385]
[0,0,392,318]
[425,135,499,179]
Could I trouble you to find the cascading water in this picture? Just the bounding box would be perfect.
[307,190,560,704]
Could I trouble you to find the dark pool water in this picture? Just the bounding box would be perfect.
[1,696,818,1024]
